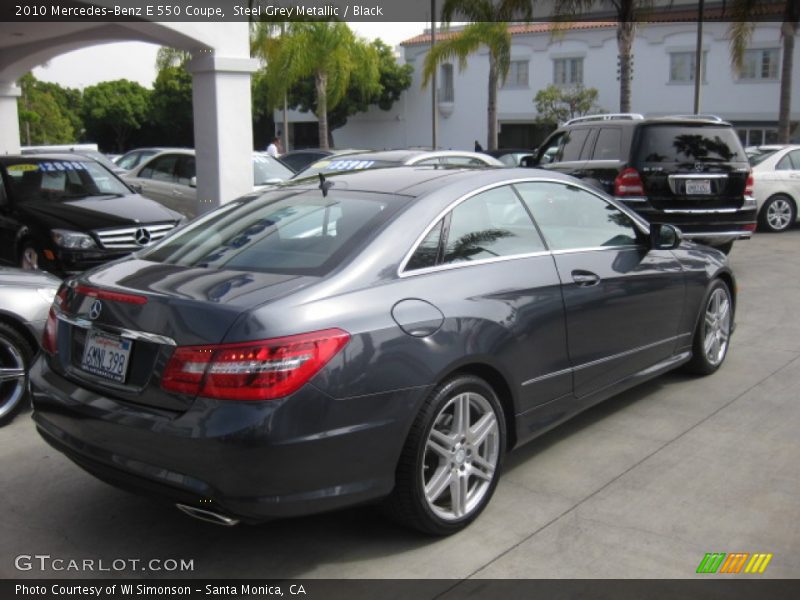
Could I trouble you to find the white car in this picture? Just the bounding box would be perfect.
[749,145,800,232]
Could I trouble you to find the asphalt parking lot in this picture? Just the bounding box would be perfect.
[2,229,799,581]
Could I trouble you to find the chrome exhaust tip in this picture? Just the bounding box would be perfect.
[176,503,240,527]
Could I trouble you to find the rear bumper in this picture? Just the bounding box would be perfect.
[30,356,428,522]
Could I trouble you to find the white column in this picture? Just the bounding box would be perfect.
[0,83,22,154]
[187,53,259,215]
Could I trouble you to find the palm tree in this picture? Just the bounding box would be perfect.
[727,0,798,143]
[422,0,533,151]
[553,0,655,113]
[253,22,379,150]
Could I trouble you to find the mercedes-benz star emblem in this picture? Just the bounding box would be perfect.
[89,299,102,320]
[134,228,152,246]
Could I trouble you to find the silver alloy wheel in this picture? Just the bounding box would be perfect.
[20,246,39,270]
[0,338,27,420]
[421,391,500,521]
[703,287,731,367]
[766,198,793,231]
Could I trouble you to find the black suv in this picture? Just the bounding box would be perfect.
[529,114,757,253]
[0,155,184,276]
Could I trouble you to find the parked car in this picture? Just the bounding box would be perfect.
[113,147,173,173]
[485,148,535,166]
[123,150,294,218]
[31,167,735,534]
[747,144,800,232]
[0,267,60,425]
[279,148,366,173]
[0,154,184,276]
[528,114,757,254]
[292,149,504,180]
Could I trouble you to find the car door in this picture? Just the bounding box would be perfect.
[536,127,594,177]
[126,154,181,210]
[774,149,800,190]
[515,181,686,399]
[400,184,571,415]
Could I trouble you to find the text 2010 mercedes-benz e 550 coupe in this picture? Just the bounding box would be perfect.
[31,167,736,534]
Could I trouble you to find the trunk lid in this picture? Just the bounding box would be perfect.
[49,259,319,411]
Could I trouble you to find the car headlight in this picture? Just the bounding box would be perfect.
[51,229,97,250]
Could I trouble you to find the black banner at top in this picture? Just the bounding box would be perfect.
[0,0,792,22]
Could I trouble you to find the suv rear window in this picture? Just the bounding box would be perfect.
[637,125,745,164]
[142,190,408,276]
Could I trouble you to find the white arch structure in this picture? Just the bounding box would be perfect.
[0,17,258,212]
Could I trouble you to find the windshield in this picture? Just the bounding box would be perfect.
[117,150,159,171]
[252,153,294,185]
[638,125,746,164]
[3,159,131,202]
[141,189,409,276]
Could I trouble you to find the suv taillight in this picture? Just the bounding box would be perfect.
[161,329,350,400]
[745,171,754,196]
[614,167,645,197]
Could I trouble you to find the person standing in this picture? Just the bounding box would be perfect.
[267,136,281,157]
[474,140,483,152]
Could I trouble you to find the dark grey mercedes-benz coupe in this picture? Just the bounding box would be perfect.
[30,166,735,535]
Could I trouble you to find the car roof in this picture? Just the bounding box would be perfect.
[278,165,576,198]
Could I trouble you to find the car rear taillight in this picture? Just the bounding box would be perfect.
[614,167,644,196]
[744,223,757,232]
[745,171,754,196]
[161,328,350,400]
[42,287,68,355]
[75,284,148,305]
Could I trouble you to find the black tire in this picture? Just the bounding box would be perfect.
[383,375,506,535]
[685,280,733,376]
[758,194,796,233]
[0,322,36,426]
[714,241,734,255]
[19,240,42,271]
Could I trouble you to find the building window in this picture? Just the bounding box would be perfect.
[503,60,529,87]
[669,51,707,83]
[739,48,780,80]
[440,63,454,102]
[553,57,583,85]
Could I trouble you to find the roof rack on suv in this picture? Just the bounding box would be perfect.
[661,114,726,123]
[563,113,645,126]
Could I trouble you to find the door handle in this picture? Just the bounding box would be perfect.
[171,189,183,196]
[571,270,600,286]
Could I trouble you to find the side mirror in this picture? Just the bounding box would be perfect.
[650,223,682,250]
[519,155,538,168]
[129,183,143,194]
[189,176,197,188]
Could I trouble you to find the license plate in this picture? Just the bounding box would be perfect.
[80,331,132,383]
[685,179,711,195]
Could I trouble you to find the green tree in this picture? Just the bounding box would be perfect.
[150,63,194,147]
[82,79,150,152]
[553,0,656,113]
[422,0,533,150]
[256,22,380,150]
[284,39,413,136]
[17,73,76,145]
[727,0,798,143]
[534,85,601,125]
[34,79,83,140]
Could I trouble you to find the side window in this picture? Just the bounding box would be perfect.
[406,219,443,271]
[515,182,640,251]
[787,150,800,170]
[415,158,442,166]
[776,155,792,170]
[442,185,545,264]
[592,128,622,160]
[176,156,196,186]
[443,156,486,166]
[538,133,563,164]
[559,128,590,162]
[140,155,178,182]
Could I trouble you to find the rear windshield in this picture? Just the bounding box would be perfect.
[637,125,746,164]
[293,158,401,180]
[141,189,409,276]
[2,159,130,202]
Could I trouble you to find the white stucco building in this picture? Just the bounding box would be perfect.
[303,19,799,151]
